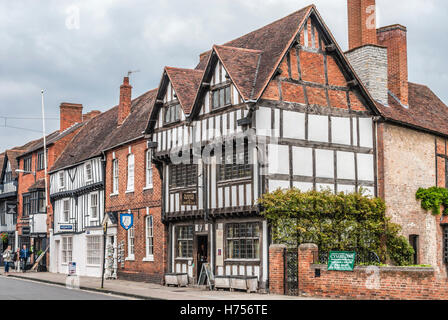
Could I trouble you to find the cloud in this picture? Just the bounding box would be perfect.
[0,0,447,151]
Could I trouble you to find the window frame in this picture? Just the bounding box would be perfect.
[84,161,93,183]
[164,103,181,125]
[217,143,252,182]
[89,192,99,223]
[127,226,135,260]
[112,159,119,194]
[62,237,73,265]
[86,236,102,266]
[176,225,194,259]
[145,215,154,260]
[225,222,261,261]
[59,171,65,191]
[210,84,232,110]
[23,156,32,173]
[22,195,31,217]
[62,199,70,223]
[126,154,135,192]
[145,150,153,189]
[169,164,198,189]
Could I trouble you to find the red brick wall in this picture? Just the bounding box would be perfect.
[347,0,377,50]
[296,244,448,300]
[104,138,166,284]
[269,245,286,295]
[60,103,83,132]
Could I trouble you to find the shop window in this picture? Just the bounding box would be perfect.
[176,225,193,258]
[226,223,260,260]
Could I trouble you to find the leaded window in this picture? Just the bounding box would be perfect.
[211,85,231,110]
[176,225,193,258]
[169,164,198,189]
[164,103,181,124]
[226,223,260,260]
[218,144,252,181]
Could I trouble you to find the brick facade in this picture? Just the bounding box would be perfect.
[104,138,166,284]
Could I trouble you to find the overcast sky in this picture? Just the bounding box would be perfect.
[0,0,447,151]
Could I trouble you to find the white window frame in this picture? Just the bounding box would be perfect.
[145,150,153,189]
[62,199,70,223]
[126,226,135,260]
[143,215,154,261]
[86,236,102,266]
[62,237,73,265]
[85,161,93,183]
[112,159,119,194]
[126,154,135,192]
[59,171,65,191]
[89,192,99,223]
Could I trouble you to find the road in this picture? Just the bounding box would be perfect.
[0,276,129,300]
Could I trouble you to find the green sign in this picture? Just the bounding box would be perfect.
[327,251,356,271]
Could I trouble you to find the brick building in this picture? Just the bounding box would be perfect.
[103,78,166,284]
[15,103,89,268]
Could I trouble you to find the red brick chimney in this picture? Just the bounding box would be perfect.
[377,25,409,106]
[348,0,377,50]
[82,110,101,122]
[118,77,132,126]
[60,103,83,131]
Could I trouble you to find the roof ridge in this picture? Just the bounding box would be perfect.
[214,45,263,54]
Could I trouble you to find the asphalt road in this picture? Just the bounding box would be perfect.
[0,276,129,300]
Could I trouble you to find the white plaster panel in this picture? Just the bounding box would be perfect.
[293,181,314,192]
[256,107,272,136]
[308,115,328,142]
[359,118,373,148]
[332,117,351,145]
[268,144,290,175]
[283,111,305,140]
[337,151,356,180]
[269,180,290,192]
[315,149,334,178]
[357,153,374,182]
[292,147,313,177]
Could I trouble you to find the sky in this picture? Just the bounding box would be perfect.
[0,0,447,151]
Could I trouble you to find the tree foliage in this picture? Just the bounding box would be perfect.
[416,186,448,216]
[259,188,414,266]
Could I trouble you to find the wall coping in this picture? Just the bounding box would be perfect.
[269,244,287,250]
[311,264,435,273]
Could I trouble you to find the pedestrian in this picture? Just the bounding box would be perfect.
[13,248,19,272]
[20,245,29,273]
[2,245,13,276]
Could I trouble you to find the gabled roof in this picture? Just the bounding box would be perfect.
[376,83,448,137]
[51,88,157,172]
[165,67,204,114]
[213,45,262,101]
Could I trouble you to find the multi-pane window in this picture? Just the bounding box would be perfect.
[59,172,65,190]
[226,223,260,260]
[23,157,32,173]
[146,150,153,188]
[62,199,70,223]
[62,237,73,264]
[127,226,135,258]
[85,161,93,182]
[37,151,47,171]
[29,191,46,214]
[87,236,102,265]
[176,225,193,258]
[23,195,31,216]
[164,103,181,124]
[169,164,198,189]
[218,145,252,181]
[145,215,154,258]
[211,85,231,109]
[127,154,135,191]
[89,193,98,222]
[112,159,119,194]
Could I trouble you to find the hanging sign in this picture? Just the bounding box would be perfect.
[181,193,197,206]
[5,202,17,215]
[120,213,134,231]
[328,251,356,271]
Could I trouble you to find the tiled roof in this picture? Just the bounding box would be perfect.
[165,67,203,114]
[28,179,45,192]
[51,88,157,172]
[214,45,262,101]
[377,82,448,137]
[223,6,312,99]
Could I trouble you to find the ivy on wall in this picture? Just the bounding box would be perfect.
[416,187,448,216]
[259,189,414,266]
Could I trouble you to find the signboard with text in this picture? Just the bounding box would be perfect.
[181,193,197,206]
[327,251,356,271]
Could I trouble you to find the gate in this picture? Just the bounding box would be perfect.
[284,248,299,296]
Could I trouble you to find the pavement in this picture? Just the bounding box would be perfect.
[0,268,320,300]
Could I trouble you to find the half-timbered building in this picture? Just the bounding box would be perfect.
[145,5,378,291]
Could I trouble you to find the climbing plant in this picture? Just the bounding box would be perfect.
[0,233,8,244]
[416,186,448,216]
[259,188,415,266]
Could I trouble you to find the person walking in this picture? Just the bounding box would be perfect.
[2,245,13,276]
[13,248,20,272]
[19,245,29,273]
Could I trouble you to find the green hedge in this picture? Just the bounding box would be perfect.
[259,188,414,266]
